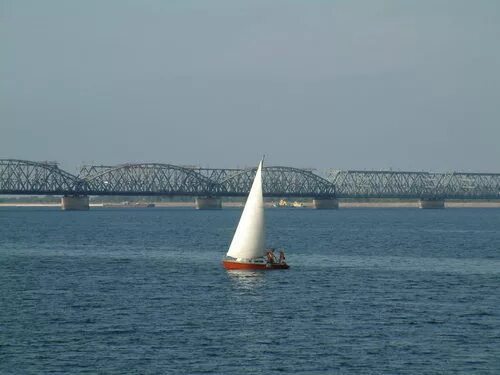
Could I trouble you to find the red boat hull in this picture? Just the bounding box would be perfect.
[222,260,289,270]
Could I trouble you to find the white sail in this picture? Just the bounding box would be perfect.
[226,161,265,260]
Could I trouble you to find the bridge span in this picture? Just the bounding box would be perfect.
[329,170,500,200]
[0,159,498,210]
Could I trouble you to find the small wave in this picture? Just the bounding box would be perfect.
[301,254,500,275]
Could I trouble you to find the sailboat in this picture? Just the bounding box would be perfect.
[222,160,289,270]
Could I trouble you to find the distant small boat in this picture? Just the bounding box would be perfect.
[272,199,304,208]
[273,199,289,208]
[222,160,289,270]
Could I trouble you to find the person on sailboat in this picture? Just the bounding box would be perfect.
[266,248,276,264]
[278,250,286,264]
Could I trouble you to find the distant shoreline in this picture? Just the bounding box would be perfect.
[1,201,500,208]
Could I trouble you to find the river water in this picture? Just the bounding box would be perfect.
[1,207,499,374]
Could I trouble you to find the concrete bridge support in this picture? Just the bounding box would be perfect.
[418,198,445,209]
[195,197,222,210]
[313,198,339,209]
[61,195,89,211]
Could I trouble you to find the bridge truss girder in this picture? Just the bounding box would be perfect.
[195,166,335,198]
[0,159,78,195]
[78,164,217,196]
[327,170,500,200]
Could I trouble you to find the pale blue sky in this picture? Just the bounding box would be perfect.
[1,0,499,172]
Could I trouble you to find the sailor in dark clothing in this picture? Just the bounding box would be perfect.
[278,250,286,264]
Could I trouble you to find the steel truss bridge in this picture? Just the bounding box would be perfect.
[1,159,499,200]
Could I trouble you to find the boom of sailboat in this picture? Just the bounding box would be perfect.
[222,160,290,270]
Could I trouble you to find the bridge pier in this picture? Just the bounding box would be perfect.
[61,195,89,211]
[195,197,222,210]
[313,198,339,209]
[418,198,445,209]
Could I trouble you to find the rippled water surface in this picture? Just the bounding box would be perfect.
[1,207,499,374]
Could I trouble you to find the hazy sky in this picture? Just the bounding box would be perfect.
[1,0,499,172]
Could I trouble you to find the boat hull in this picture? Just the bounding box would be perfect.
[222,259,289,270]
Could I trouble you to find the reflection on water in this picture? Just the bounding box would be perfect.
[225,270,266,292]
